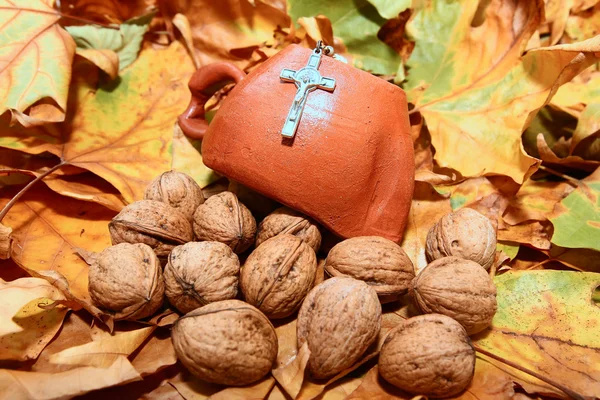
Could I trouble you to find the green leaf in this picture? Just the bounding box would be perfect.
[550,168,600,251]
[473,270,600,398]
[287,0,401,75]
[66,12,154,71]
[366,0,411,19]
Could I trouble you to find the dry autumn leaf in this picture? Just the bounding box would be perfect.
[404,0,600,184]
[0,278,68,362]
[0,0,75,127]
[0,41,211,204]
[0,185,114,323]
[472,270,600,399]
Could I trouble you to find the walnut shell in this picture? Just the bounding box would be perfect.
[425,208,496,270]
[297,277,381,379]
[240,234,316,319]
[89,243,164,320]
[325,236,415,303]
[379,314,475,397]
[171,299,278,386]
[109,200,193,258]
[192,192,256,254]
[410,256,497,335]
[164,241,240,314]
[144,171,204,221]
[256,207,321,252]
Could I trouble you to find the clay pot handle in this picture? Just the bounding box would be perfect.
[178,63,246,140]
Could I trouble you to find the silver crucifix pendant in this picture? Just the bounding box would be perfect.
[279,44,336,138]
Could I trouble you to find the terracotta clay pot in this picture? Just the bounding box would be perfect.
[179,45,414,243]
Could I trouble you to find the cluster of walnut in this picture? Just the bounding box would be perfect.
[87,170,498,397]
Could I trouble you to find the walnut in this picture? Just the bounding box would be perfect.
[171,299,278,386]
[89,243,164,320]
[240,234,316,319]
[410,256,497,335]
[297,277,381,379]
[379,314,475,397]
[256,207,321,252]
[164,241,240,314]
[324,236,415,303]
[192,192,256,254]
[144,171,204,222]
[426,208,496,270]
[109,200,193,258]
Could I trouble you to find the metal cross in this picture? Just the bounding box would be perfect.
[279,46,336,138]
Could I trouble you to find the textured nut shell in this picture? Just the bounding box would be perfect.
[172,299,278,386]
[297,277,381,379]
[89,243,164,320]
[241,234,316,319]
[411,257,497,335]
[144,171,204,221]
[164,241,240,314]
[325,236,415,301]
[379,314,475,397]
[425,208,496,270]
[256,207,321,252]
[109,200,193,257]
[193,192,257,254]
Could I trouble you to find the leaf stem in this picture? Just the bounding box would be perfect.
[473,344,588,400]
[0,162,67,222]
[0,6,120,29]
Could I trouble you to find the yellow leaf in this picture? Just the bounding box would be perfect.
[0,185,114,323]
[405,0,600,184]
[473,270,600,398]
[0,278,67,361]
[172,0,290,67]
[0,0,75,126]
[0,42,210,203]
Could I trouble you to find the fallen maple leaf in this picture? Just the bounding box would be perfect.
[404,0,600,184]
[0,278,68,362]
[0,42,212,203]
[0,185,114,323]
[472,270,600,399]
[167,0,290,68]
[0,0,76,127]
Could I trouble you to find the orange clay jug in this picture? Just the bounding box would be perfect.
[179,42,414,243]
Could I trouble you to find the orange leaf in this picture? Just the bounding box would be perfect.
[0,185,115,324]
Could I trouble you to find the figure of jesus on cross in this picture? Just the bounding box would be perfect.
[280,44,336,138]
